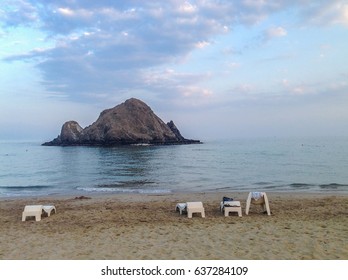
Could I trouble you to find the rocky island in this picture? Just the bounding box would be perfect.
[42,98,201,146]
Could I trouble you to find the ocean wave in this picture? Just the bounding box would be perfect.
[254,182,273,186]
[259,183,348,192]
[96,180,157,188]
[319,183,348,189]
[0,185,52,190]
[0,185,56,198]
[76,186,171,194]
[74,179,170,194]
[289,183,314,189]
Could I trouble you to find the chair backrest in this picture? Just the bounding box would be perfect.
[251,192,263,200]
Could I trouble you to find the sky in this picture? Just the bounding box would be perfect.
[1,0,348,141]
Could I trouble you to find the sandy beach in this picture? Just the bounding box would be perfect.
[0,192,347,260]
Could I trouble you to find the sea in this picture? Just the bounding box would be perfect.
[1,137,348,198]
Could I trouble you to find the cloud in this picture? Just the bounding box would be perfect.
[0,0,38,27]
[264,26,287,40]
[3,47,50,62]
[140,68,214,105]
[2,0,348,107]
[2,1,236,102]
[301,1,348,26]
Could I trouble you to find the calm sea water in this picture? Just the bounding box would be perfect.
[1,138,348,198]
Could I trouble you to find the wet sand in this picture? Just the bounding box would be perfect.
[0,192,347,259]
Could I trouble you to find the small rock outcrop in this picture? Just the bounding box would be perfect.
[42,98,201,146]
[61,121,83,143]
[167,120,185,141]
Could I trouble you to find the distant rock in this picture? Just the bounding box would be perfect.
[61,121,83,143]
[42,98,201,146]
[167,120,185,141]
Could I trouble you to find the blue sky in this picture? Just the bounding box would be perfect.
[1,0,348,141]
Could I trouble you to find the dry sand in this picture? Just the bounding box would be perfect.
[0,192,347,260]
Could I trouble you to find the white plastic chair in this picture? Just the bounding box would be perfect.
[175,203,187,215]
[42,205,56,217]
[245,192,271,215]
[220,200,242,217]
[187,202,205,218]
[22,205,43,221]
[22,205,56,221]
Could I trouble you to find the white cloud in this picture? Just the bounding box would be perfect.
[57,7,75,17]
[228,62,241,69]
[332,3,348,25]
[301,0,348,26]
[264,26,287,40]
[242,0,267,9]
[195,41,210,49]
[178,2,197,14]
[0,0,38,26]
[281,78,289,87]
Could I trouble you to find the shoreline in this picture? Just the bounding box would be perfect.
[1,188,348,201]
[1,191,347,260]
